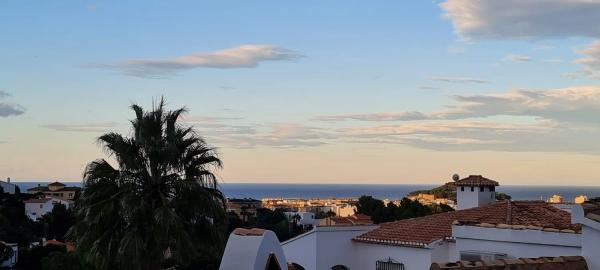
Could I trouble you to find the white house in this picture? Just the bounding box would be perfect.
[219,175,595,270]
[572,200,600,270]
[0,178,16,194]
[219,228,289,270]
[24,197,72,220]
[285,212,317,228]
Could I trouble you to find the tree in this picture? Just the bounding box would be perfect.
[67,100,227,270]
[40,203,75,242]
[356,195,385,216]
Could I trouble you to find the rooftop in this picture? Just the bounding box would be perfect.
[454,175,499,187]
[430,256,588,270]
[354,200,579,247]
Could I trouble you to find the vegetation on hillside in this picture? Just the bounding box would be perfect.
[355,195,454,224]
[408,182,512,201]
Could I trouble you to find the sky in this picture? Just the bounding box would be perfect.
[2,0,600,185]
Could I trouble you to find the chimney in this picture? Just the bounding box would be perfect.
[6,177,9,183]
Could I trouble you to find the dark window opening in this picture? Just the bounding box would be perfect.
[480,187,485,192]
[470,187,474,192]
[461,187,464,192]
[332,265,349,270]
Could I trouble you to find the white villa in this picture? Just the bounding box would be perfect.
[219,175,600,270]
[24,197,72,221]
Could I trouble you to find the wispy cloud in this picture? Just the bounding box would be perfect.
[313,86,600,153]
[506,54,531,62]
[315,86,600,124]
[0,91,11,98]
[41,123,119,132]
[447,46,465,54]
[440,0,600,79]
[0,91,25,117]
[575,40,600,79]
[427,76,488,84]
[88,44,304,78]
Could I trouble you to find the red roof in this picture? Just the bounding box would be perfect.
[354,201,579,247]
[454,175,499,187]
[328,214,373,225]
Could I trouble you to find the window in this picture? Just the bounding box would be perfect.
[490,186,495,192]
[40,204,43,209]
[331,265,349,270]
[470,187,474,192]
[376,258,405,270]
[480,186,485,192]
[460,187,464,192]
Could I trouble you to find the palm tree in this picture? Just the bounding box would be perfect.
[68,99,227,270]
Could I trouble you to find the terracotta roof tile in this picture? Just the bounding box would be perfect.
[354,201,579,247]
[431,256,588,270]
[454,175,499,187]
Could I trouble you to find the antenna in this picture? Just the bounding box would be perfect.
[452,174,460,182]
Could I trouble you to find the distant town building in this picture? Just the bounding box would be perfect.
[24,197,72,220]
[227,198,262,217]
[27,181,80,200]
[407,193,456,209]
[0,177,16,194]
[548,194,564,203]
[575,195,588,204]
[285,212,317,229]
[319,213,372,226]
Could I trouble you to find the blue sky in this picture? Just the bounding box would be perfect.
[2,1,600,185]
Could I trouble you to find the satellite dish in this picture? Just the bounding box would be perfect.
[452,174,460,182]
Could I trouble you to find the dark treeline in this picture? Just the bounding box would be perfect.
[355,195,454,224]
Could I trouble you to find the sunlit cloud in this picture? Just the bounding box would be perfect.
[88,44,304,78]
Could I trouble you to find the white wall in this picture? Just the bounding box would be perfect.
[281,230,317,270]
[581,226,600,270]
[282,225,375,270]
[0,181,16,194]
[219,230,287,270]
[453,226,581,259]
[456,186,494,210]
[25,201,53,220]
[352,242,434,270]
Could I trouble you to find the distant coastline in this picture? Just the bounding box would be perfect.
[13,182,600,202]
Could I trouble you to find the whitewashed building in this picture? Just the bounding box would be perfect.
[219,175,595,270]
[0,178,16,194]
[24,197,72,221]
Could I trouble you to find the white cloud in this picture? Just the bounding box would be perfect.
[440,0,600,78]
[427,76,488,84]
[89,44,304,78]
[315,86,600,124]
[575,40,600,79]
[41,123,119,132]
[440,0,600,40]
[506,54,532,62]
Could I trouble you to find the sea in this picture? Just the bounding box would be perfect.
[13,182,600,202]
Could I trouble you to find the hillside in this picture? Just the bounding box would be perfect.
[408,182,511,201]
